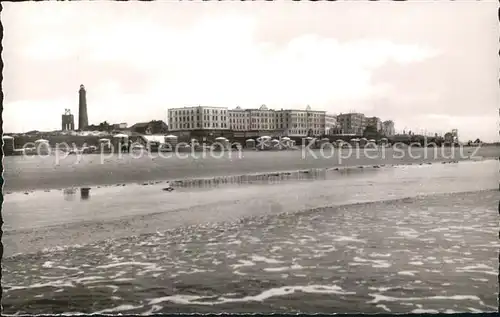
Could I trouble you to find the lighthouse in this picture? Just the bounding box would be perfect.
[78,84,89,131]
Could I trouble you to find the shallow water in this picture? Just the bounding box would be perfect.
[4,146,498,191]
[3,160,499,314]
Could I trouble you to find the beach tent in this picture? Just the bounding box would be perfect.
[368,139,377,143]
[164,135,178,148]
[256,136,271,145]
[113,133,129,139]
[34,139,49,143]
[3,135,14,155]
[359,137,368,147]
[349,138,360,147]
[99,138,111,142]
[281,137,291,140]
[245,139,256,149]
[271,139,280,143]
[213,137,229,149]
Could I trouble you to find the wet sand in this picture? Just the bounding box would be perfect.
[3,146,498,192]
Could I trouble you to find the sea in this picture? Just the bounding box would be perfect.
[2,159,499,314]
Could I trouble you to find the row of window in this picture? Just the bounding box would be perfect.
[288,129,322,136]
[169,109,228,116]
[170,122,229,129]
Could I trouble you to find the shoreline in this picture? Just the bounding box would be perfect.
[4,147,499,192]
[4,188,496,258]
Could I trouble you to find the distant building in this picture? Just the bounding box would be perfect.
[228,106,250,131]
[281,105,326,137]
[78,84,89,131]
[168,105,326,137]
[382,120,395,137]
[61,108,75,131]
[168,106,228,131]
[130,120,168,135]
[324,114,338,135]
[337,113,366,135]
[366,116,382,132]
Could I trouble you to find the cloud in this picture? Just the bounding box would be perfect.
[3,2,496,142]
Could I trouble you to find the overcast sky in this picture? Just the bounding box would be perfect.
[4,1,498,141]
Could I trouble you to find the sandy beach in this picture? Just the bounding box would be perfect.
[3,145,498,192]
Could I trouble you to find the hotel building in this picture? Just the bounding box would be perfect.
[169,105,328,137]
[337,113,366,135]
[168,106,229,131]
[366,116,383,132]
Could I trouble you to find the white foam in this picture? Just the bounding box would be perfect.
[409,261,424,266]
[110,270,127,279]
[333,236,366,243]
[230,260,255,269]
[468,307,484,313]
[5,280,75,292]
[456,264,497,276]
[251,255,284,264]
[368,286,393,292]
[398,271,419,276]
[96,261,157,269]
[42,261,54,268]
[149,284,355,306]
[176,268,214,275]
[369,253,391,258]
[263,264,304,272]
[270,246,282,252]
[376,304,391,312]
[113,278,135,282]
[368,293,483,304]
[141,305,163,315]
[75,276,106,283]
[457,270,497,276]
[470,278,489,282]
[353,257,391,268]
[412,309,439,313]
[458,264,493,270]
[96,304,143,313]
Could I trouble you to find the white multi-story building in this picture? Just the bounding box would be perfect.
[247,105,278,131]
[280,106,325,137]
[169,105,326,137]
[228,106,250,131]
[168,106,229,131]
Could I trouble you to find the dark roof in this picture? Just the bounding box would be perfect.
[130,122,151,129]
